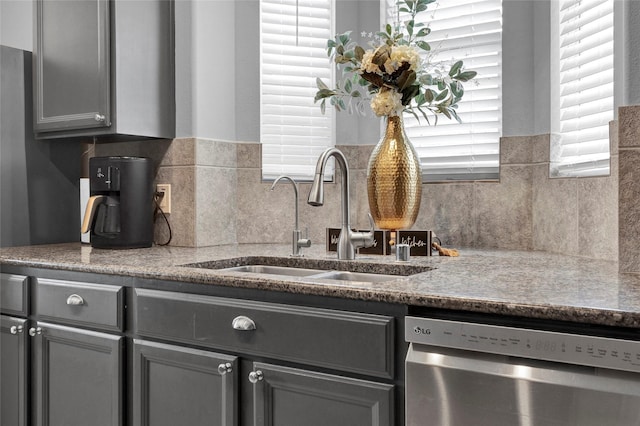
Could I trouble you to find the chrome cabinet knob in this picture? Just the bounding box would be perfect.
[66,294,85,305]
[232,316,256,331]
[94,113,106,122]
[218,362,233,375]
[248,370,263,384]
[28,327,42,337]
[9,325,23,334]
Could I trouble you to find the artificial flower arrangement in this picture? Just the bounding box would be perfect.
[314,0,477,122]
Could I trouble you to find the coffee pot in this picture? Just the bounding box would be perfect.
[81,156,154,249]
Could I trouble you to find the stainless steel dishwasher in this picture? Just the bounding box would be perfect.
[405,316,640,426]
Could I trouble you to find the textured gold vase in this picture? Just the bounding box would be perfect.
[367,114,422,231]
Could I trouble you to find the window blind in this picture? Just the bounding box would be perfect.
[385,0,502,182]
[260,0,335,181]
[550,0,613,177]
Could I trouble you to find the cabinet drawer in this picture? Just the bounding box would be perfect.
[1,273,28,316]
[135,289,395,379]
[34,278,124,332]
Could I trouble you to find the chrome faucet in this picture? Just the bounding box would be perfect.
[270,175,311,256]
[307,148,375,260]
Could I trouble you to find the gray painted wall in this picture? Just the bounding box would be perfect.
[0,46,81,247]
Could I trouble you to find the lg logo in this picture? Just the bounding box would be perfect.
[413,326,431,335]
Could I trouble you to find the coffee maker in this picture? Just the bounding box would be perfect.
[81,156,154,249]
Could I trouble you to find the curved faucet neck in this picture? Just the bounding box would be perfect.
[271,175,299,230]
[314,148,350,229]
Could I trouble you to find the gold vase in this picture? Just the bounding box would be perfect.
[367,114,422,231]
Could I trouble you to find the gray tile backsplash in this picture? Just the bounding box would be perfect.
[96,105,640,268]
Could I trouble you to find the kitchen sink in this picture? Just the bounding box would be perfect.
[216,265,324,277]
[181,256,432,283]
[309,271,398,283]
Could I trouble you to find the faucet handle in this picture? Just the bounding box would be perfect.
[350,214,376,250]
[365,213,375,232]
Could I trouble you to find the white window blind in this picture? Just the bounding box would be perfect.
[385,0,502,182]
[550,0,613,177]
[260,0,335,181]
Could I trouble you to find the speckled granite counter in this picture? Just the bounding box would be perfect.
[2,243,640,328]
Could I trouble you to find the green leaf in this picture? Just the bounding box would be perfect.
[314,88,335,102]
[450,81,463,98]
[416,41,431,51]
[424,89,434,103]
[449,60,463,77]
[435,89,449,102]
[416,28,431,37]
[457,70,477,82]
[450,108,462,123]
[338,32,351,45]
[406,20,414,37]
[320,99,326,114]
[355,45,365,62]
[386,23,392,35]
[351,90,361,98]
[344,79,352,93]
[316,78,329,90]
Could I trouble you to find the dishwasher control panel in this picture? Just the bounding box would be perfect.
[406,316,640,373]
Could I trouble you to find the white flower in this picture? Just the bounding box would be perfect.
[390,45,421,72]
[370,89,403,117]
[361,50,382,74]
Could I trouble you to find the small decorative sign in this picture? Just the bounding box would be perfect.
[398,230,433,256]
[327,228,386,254]
[326,228,342,252]
[327,228,434,256]
[358,230,386,255]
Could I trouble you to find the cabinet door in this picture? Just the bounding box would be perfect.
[34,0,111,133]
[133,339,238,426]
[250,362,394,426]
[1,316,28,426]
[32,322,122,426]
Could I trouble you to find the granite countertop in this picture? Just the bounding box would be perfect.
[2,243,640,328]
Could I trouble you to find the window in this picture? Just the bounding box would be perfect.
[550,0,613,177]
[385,0,503,182]
[260,0,335,181]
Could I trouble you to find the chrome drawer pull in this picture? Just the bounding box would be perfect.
[248,370,263,384]
[66,294,85,305]
[218,363,233,375]
[10,325,23,334]
[29,327,42,337]
[232,316,256,331]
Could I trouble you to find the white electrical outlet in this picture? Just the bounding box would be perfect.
[156,184,171,214]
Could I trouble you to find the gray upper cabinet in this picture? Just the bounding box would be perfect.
[34,0,175,140]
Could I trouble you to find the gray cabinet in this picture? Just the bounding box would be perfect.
[1,273,29,426]
[133,339,237,426]
[1,316,29,426]
[0,273,125,426]
[32,322,123,426]
[134,288,396,426]
[34,0,174,140]
[250,362,393,426]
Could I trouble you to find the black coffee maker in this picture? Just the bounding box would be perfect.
[81,156,154,249]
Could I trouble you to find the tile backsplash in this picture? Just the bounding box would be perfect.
[96,105,640,268]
